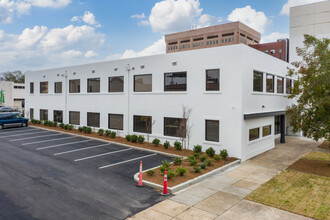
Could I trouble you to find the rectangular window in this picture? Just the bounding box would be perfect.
[277,77,284,93]
[275,115,281,134]
[164,72,187,91]
[264,50,268,53]
[87,112,100,127]
[30,82,34,94]
[205,120,219,142]
[286,79,292,94]
[40,82,48,94]
[40,109,48,121]
[253,71,263,92]
[249,128,259,141]
[266,74,274,93]
[54,82,62,93]
[133,115,152,134]
[69,79,80,93]
[87,78,100,93]
[206,69,220,91]
[108,114,123,130]
[270,49,276,54]
[134,74,152,92]
[30,108,34,119]
[279,54,282,59]
[164,117,186,137]
[262,125,271,137]
[109,76,124,92]
[279,49,282,53]
[53,110,63,123]
[69,111,80,125]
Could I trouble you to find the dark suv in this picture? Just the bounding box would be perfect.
[0,113,29,129]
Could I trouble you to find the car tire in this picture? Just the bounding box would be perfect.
[0,125,3,129]
[21,123,27,127]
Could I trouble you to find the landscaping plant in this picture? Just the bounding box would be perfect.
[163,141,170,149]
[220,149,228,160]
[59,123,65,128]
[173,157,182,165]
[110,131,116,138]
[159,160,171,174]
[187,155,195,161]
[82,126,87,133]
[200,155,207,162]
[189,159,198,166]
[130,135,138,143]
[78,127,83,132]
[174,141,182,150]
[206,147,215,157]
[152,138,160,146]
[137,135,145,143]
[167,170,175,179]
[205,159,213,166]
[199,162,207,169]
[193,152,200,158]
[175,166,187,176]
[214,155,221,161]
[97,129,104,136]
[193,166,202,173]
[125,135,131,141]
[105,130,111,137]
[86,127,92,134]
[146,170,155,176]
[193,145,202,153]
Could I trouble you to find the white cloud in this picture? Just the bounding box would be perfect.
[62,49,82,58]
[121,37,165,59]
[138,20,150,26]
[28,0,71,8]
[227,5,269,34]
[84,50,98,58]
[261,32,289,43]
[17,26,48,49]
[198,14,222,28]
[131,13,145,19]
[280,0,326,15]
[71,11,100,27]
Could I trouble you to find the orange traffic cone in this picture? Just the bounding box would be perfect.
[138,161,143,187]
[161,169,169,195]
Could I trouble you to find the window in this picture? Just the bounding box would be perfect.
[275,116,281,134]
[164,117,186,137]
[53,110,63,123]
[69,79,80,93]
[277,77,284,93]
[109,76,124,92]
[270,49,276,54]
[134,74,152,92]
[266,74,274,93]
[30,108,34,119]
[133,115,152,133]
[87,112,100,127]
[262,125,271,137]
[108,114,123,130]
[54,82,62,93]
[279,54,282,59]
[249,128,259,141]
[253,71,263,92]
[279,49,282,53]
[40,109,48,121]
[30,82,34,94]
[206,69,220,91]
[87,78,100,93]
[14,86,24,89]
[69,111,80,125]
[286,79,292,94]
[40,82,48,94]
[264,50,268,53]
[164,72,187,91]
[205,120,219,142]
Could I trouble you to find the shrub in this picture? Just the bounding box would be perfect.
[37,120,41,125]
[189,159,198,166]
[68,125,73,130]
[64,124,69,130]
[130,135,138,143]
[105,130,111,137]
[187,155,195,161]
[97,129,104,136]
[193,152,200,158]
[110,131,116,138]
[52,122,58,127]
[174,141,182,150]
[163,141,170,149]
[125,135,131,141]
[43,120,49,126]
[173,157,182,165]
[137,135,145,143]
[200,155,207,162]
[59,123,65,128]
[193,145,202,153]
[86,127,92,134]
[220,149,229,160]
[206,147,215,157]
[193,166,202,173]
[146,170,155,176]
[82,126,87,133]
[205,159,213,166]
[214,155,221,161]
[152,138,160,146]
[78,127,83,132]
[159,160,171,174]
[199,163,207,169]
[167,170,175,179]
[175,166,187,176]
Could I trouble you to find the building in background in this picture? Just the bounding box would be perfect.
[290,0,330,62]
[165,21,261,53]
[250,39,290,62]
[0,81,25,109]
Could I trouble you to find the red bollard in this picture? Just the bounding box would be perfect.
[161,169,169,195]
[138,161,143,187]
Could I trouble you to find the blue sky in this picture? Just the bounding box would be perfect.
[0,0,325,72]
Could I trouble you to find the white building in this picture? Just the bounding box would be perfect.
[0,81,25,109]
[290,0,330,62]
[25,44,296,161]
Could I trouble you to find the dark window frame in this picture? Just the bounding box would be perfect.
[249,128,260,141]
[133,74,152,92]
[108,76,124,93]
[286,78,292,94]
[40,82,48,94]
[205,120,220,142]
[262,125,271,137]
[87,112,100,128]
[69,111,80,125]
[277,77,284,93]
[54,82,63,94]
[40,109,48,121]
[164,117,186,137]
[30,108,34,119]
[253,71,263,92]
[108,113,124,130]
[30,82,34,94]
[275,115,281,134]
[164,72,187,92]
[69,79,80,93]
[133,115,152,134]
[266,74,275,93]
[206,69,220,91]
[53,110,63,123]
[87,78,101,93]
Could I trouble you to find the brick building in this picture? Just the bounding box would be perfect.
[250,39,290,62]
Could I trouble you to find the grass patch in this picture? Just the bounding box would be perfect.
[246,170,330,220]
[302,152,330,161]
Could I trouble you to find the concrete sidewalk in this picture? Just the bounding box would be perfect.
[128,136,320,220]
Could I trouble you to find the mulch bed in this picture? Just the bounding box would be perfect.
[143,157,237,187]
[287,159,330,177]
[317,141,330,151]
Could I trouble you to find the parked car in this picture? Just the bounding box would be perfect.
[0,113,29,129]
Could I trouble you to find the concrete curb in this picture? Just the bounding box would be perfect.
[134,159,241,194]
[29,125,182,158]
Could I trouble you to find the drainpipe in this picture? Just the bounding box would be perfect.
[64,71,68,124]
[126,64,131,135]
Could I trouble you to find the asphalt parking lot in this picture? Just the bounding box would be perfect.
[0,126,172,220]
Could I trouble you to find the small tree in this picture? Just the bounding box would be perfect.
[287,35,329,141]
[145,119,156,142]
[176,105,192,164]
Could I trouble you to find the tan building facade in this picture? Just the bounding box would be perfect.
[165,21,261,53]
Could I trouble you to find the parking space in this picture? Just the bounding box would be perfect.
[0,126,172,220]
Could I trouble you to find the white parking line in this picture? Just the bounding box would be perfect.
[74,148,132,162]
[0,131,50,138]
[10,133,63,142]
[98,153,157,169]
[0,129,39,135]
[37,140,91,150]
[54,143,111,155]
[22,136,76,145]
